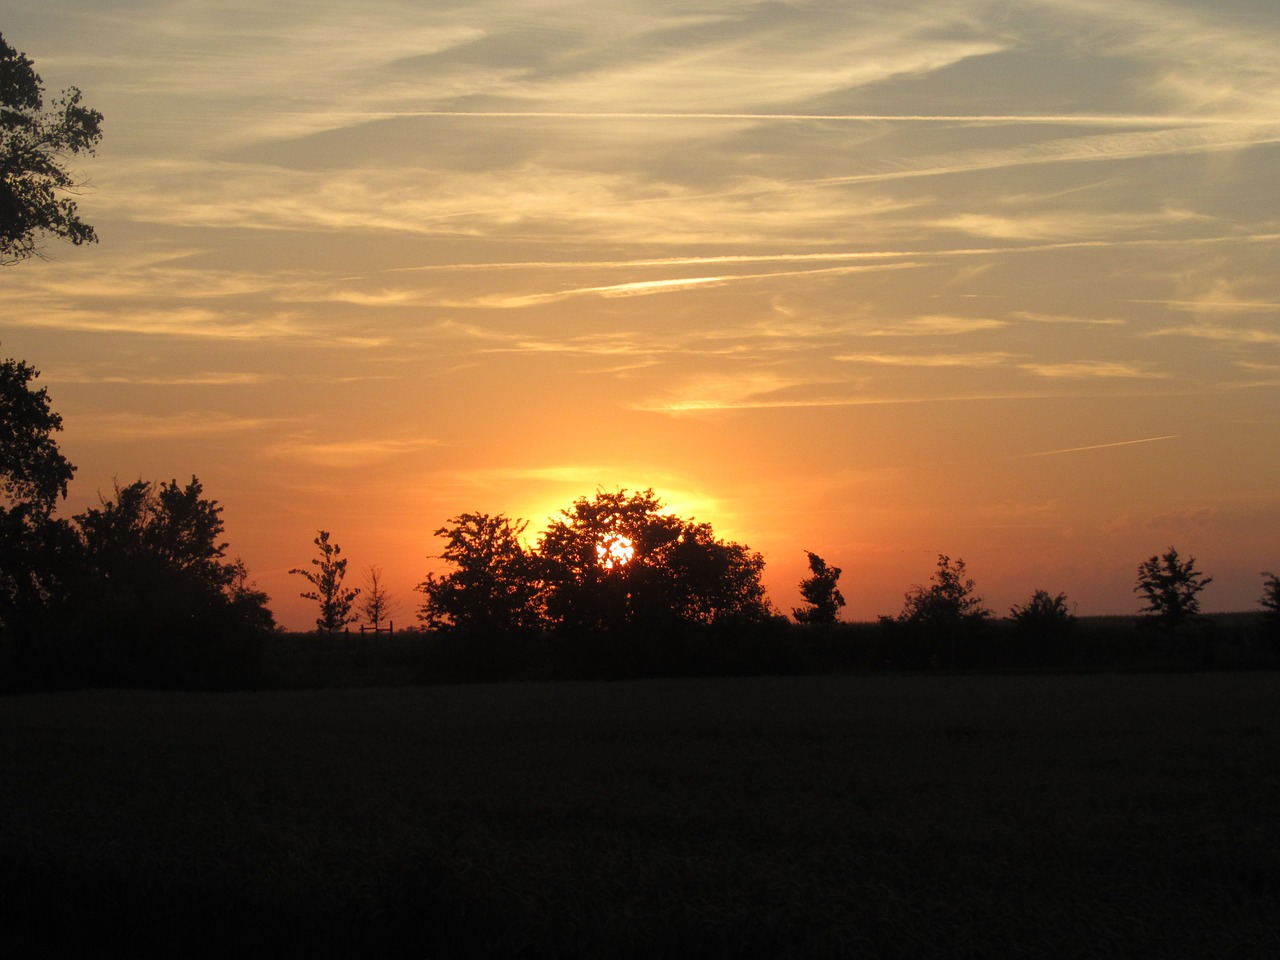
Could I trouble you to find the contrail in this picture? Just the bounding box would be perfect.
[347,110,1251,126]
[1015,435,1181,459]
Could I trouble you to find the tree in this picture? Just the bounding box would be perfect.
[793,551,845,625]
[0,353,78,652]
[1257,572,1279,636]
[538,489,771,636]
[417,513,542,636]
[1,354,75,514]
[1,32,103,264]
[899,555,991,628]
[360,565,399,630]
[69,477,273,685]
[1009,589,1074,632]
[291,530,360,634]
[1134,546,1211,628]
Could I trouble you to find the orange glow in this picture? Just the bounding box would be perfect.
[597,535,636,570]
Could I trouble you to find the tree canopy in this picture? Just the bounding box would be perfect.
[1,32,103,264]
[793,551,845,625]
[538,489,771,636]
[291,530,360,634]
[0,354,75,514]
[1135,547,1212,628]
[418,513,543,636]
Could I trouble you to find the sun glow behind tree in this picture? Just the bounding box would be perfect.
[596,534,635,570]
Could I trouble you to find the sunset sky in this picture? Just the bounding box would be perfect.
[4,0,1279,629]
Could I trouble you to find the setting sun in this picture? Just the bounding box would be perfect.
[597,535,636,570]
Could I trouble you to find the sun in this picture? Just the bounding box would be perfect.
[597,534,635,570]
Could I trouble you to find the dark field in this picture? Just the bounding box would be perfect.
[2,673,1279,958]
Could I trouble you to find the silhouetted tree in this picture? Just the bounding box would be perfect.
[897,555,991,667]
[0,353,79,652]
[1009,589,1074,633]
[291,530,360,634]
[793,551,845,625]
[360,564,399,630]
[417,513,542,636]
[1,32,103,264]
[1134,547,1211,629]
[900,555,991,628]
[69,477,273,685]
[1,354,75,514]
[1259,572,1280,639]
[538,489,771,637]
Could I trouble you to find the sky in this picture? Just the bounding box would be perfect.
[3,0,1278,629]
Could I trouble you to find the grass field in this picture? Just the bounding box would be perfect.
[2,673,1279,957]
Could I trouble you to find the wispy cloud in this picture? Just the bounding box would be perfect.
[862,316,1009,336]
[835,352,1015,367]
[266,436,440,467]
[446,263,920,309]
[1148,324,1280,345]
[68,412,282,441]
[1020,361,1166,379]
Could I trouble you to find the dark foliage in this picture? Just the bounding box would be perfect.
[793,550,845,624]
[1135,546,1212,629]
[0,32,103,264]
[417,513,542,638]
[0,354,75,513]
[290,530,360,634]
[538,489,771,638]
[58,478,274,687]
[893,555,991,667]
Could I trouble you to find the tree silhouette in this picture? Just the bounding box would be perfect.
[538,489,770,636]
[895,555,991,668]
[1,354,75,514]
[1134,547,1211,629]
[417,513,542,637]
[1009,590,1074,633]
[360,565,398,631]
[291,530,360,634]
[899,555,990,628]
[793,551,845,625]
[1258,572,1279,637]
[69,477,273,685]
[1,32,103,264]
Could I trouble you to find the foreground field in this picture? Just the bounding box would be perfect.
[2,674,1278,957]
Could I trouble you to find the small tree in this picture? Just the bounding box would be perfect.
[417,513,542,636]
[360,564,399,631]
[1,32,104,264]
[898,555,991,668]
[291,530,360,634]
[793,551,845,625]
[1134,546,1211,629]
[1009,589,1074,633]
[1,354,76,514]
[900,555,990,627]
[1259,572,1280,637]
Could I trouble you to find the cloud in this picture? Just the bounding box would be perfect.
[1148,324,1280,345]
[1020,360,1167,378]
[68,411,282,441]
[1011,311,1126,327]
[861,316,1009,336]
[835,352,1015,367]
[266,436,440,467]
[52,370,273,386]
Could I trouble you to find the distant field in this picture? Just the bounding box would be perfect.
[3,673,1279,957]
